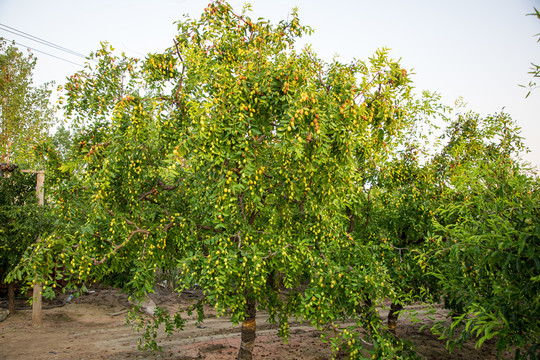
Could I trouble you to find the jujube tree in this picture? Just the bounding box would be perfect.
[12,2,440,359]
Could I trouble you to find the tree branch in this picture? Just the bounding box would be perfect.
[196,224,224,234]
[173,40,186,105]
[262,244,292,260]
[157,177,184,191]
[139,187,159,204]
[238,192,247,221]
[346,206,355,234]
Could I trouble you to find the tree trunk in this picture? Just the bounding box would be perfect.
[387,302,403,336]
[167,270,175,291]
[237,297,257,360]
[8,283,15,315]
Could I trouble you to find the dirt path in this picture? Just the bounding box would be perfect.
[0,287,513,359]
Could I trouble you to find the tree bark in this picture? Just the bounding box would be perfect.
[8,283,15,315]
[237,297,257,360]
[387,302,403,336]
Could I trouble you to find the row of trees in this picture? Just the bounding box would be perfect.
[2,2,539,359]
[0,37,55,315]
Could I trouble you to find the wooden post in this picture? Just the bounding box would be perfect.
[8,283,15,315]
[36,171,44,207]
[32,283,42,327]
[21,170,45,327]
[32,171,44,327]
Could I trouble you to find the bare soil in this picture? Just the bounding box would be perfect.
[0,286,513,359]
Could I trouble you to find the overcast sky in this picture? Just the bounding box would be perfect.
[1,0,539,168]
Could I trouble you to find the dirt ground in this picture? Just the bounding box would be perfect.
[0,286,513,360]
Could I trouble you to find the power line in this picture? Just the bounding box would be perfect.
[0,26,88,60]
[2,36,84,67]
[0,23,88,59]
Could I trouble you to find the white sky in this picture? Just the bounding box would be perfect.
[1,0,539,168]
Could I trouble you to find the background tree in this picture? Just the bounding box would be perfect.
[374,148,441,333]
[0,169,43,314]
[425,112,540,359]
[309,97,447,358]
[0,38,55,166]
